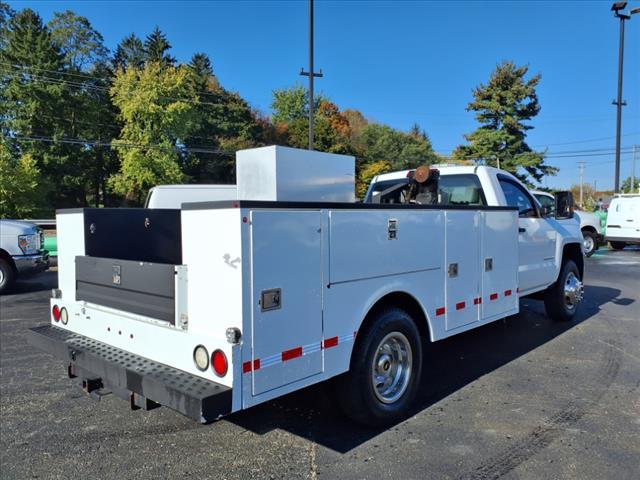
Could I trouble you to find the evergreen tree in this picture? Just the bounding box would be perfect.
[143,26,175,67]
[452,61,556,185]
[112,33,144,71]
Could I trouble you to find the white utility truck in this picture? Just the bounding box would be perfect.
[605,194,640,249]
[28,146,584,426]
[145,184,237,209]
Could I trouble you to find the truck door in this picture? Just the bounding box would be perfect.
[249,210,323,396]
[498,176,556,291]
[445,210,481,330]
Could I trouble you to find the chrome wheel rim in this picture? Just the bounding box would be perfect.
[371,332,412,404]
[583,235,594,253]
[563,272,583,311]
[0,268,4,285]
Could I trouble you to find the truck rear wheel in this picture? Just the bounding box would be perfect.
[0,258,15,295]
[544,260,583,322]
[337,307,422,426]
[609,241,626,250]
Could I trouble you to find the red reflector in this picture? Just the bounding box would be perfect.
[490,293,498,301]
[504,289,512,297]
[282,347,303,362]
[243,359,260,374]
[211,350,228,377]
[322,336,339,349]
[456,301,465,310]
[474,297,482,305]
[52,305,61,322]
[436,307,446,316]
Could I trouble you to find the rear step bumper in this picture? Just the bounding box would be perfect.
[27,325,231,423]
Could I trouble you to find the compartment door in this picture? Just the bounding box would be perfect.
[250,211,323,396]
[445,211,481,330]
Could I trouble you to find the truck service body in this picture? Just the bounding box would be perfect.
[28,146,584,425]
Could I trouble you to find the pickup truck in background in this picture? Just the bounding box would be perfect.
[0,219,49,293]
[532,190,603,257]
[28,147,584,427]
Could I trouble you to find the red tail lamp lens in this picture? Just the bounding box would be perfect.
[52,304,61,322]
[211,350,228,377]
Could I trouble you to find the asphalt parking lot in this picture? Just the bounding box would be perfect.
[1,247,639,480]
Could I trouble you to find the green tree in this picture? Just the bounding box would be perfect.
[48,10,107,71]
[0,3,15,50]
[452,61,556,186]
[112,33,144,71]
[0,139,41,218]
[621,176,639,193]
[109,62,199,202]
[356,160,392,199]
[143,27,175,67]
[359,123,438,170]
[0,8,66,210]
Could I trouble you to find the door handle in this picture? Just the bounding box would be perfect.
[519,227,526,233]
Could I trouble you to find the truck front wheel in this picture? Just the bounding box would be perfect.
[544,260,583,322]
[581,230,597,257]
[0,258,16,295]
[337,308,422,426]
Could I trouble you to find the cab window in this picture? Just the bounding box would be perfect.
[499,178,537,217]
[438,174,486,206]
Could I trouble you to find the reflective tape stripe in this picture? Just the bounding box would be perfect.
[504,289,512,297]
[322,336,339,349]
[474,297,482,305]
[242,359,260,373]
[456,301,466,310]
[282,347,303,362]
[436,307,446,316]
[490,293,498,301]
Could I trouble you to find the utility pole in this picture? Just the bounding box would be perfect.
[632,144,638,193]
[300,0,323,150]
[611,2,639,192]
[578,161,585,206]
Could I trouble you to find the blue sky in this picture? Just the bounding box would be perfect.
[9,0,640,190]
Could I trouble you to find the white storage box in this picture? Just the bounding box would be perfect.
[236,146,355,202]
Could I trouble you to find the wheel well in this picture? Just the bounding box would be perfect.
[360,291,431,343]
[562,243,584,279]
[0,249,17,272]
[581,226,596,235]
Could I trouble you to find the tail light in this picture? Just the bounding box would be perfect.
[211,350,228,377]
[193,345,209,371]
[52,305,61,322]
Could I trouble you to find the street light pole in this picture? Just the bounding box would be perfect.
[611,2,639,192]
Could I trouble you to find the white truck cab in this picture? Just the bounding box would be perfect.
[605,194,640,249]
[28,149,584,427]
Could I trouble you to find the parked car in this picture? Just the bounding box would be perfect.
[532,191,602,257]
[605,194,640,250]
[0,219,49,293]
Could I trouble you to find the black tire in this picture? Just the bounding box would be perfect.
[581,230,597,257]
[544,260,582,322]
[0,258,16,295]
[336,307,422,427]
[609,241,626,250]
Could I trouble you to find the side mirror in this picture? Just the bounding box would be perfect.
[554,191,574,220]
